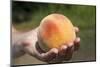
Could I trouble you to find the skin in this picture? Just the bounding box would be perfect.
[12,26,80,63]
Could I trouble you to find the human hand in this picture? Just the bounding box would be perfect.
[48,26,80,63]
[21,26,80,63]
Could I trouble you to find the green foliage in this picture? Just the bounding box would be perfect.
[12,2,96,31]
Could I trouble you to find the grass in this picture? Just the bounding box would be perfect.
[13,2,96,64]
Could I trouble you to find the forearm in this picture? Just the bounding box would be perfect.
[12,43,25,58]
[12,27,39,58]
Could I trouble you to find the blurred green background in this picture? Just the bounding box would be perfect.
[12,1,96,65]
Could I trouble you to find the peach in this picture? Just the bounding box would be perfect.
[38,14,76,52]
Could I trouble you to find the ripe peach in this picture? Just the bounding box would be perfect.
[38,14,76,52]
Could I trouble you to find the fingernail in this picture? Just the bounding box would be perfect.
[75,37,80,44]
[77,37,80,42]
[52,48,58,54]
[61,45,67,50]
[68,43,73,47]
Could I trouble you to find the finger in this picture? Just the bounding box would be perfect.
[36,42,45,53]
[74,37,80,51]
[68,43,74,47]
[59,45,68,56]
[52,45,68,62]
[35,47,58,62]
[55,43,74,61]
[64,43,74,60]
[42,48,58,61]
[74,37,80,44]
[23,40,58,62]
[59,43,73,55]
[74,27,79,33]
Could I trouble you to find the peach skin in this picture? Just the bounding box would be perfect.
[38,14,76,52]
